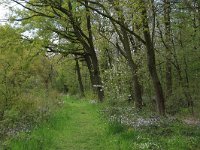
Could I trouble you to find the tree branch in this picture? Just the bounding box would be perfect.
[77,0,146,44]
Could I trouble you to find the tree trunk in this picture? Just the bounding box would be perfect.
[75,55,85,97]
[129,60,143,109]
[90,52,104,102]
[115,33,143,109]
[84,54,95,91]
[145,38,166,115]
[141,2,166,115]
[164,0,173,97]
[122,29,143,109]
[84,53,104,101]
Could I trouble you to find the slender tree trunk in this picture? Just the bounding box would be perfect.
[184,59,194,115]
[128,60,143,109]
[122,29,143,109]
[115,31,143,109]
[104,48,113,69]
[112,5,143,109]
[164,0,173,97]
[75,55,85,97]
[84,54,95,91]
[141,2,165,115]
[145,37,166,115]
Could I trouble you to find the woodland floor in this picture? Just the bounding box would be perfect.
[6,97,200,150]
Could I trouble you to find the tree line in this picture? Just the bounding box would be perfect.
[2,0,200,116]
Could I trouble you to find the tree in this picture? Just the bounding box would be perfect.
[10,0,105,101]
[163,0,173,97]
[140,1,165,115]
[79,0,165,115]
[105,1,143,109]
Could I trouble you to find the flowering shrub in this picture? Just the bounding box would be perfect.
[102,60,132,105]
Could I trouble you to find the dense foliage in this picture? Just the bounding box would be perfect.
[0,25,66,143]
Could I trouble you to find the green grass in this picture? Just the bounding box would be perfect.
[4,96,200,150]
[5,97,129,150]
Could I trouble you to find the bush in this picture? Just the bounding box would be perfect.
[0,88,63,143]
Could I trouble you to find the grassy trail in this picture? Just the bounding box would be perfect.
[7,97,200,150]
[8,97,127,150]
[53,98,110,149]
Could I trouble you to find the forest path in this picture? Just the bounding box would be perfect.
[9,97,123,150]
[8,97,200,150]
[53,98,111,150]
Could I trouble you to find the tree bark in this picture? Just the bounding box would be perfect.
[84,54,95,91]
[90,51,104,102]
[129,60,143,109]
[121,28,143,109]
[75,55,85,97]
[164,0,173,97]
[141,2,165,115]
[84,53,104,101]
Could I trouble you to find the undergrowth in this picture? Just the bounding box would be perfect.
[104,105,200,150]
